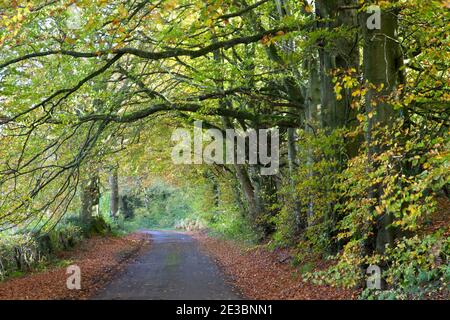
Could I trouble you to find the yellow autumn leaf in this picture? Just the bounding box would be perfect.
[304,4,313,13]
[164,0,178,10]
[352,89,361,97]
[118,4,128,18]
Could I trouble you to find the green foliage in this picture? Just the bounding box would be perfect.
[88,215,111,236]
[204,208,260,244]
[107,182,200,232]
[337,122,448,239]
[359,232,450,300]
[379,233,449,299]
[0,222,83,280]
[138,182,193,228]
[0,233,40,279]
[270,203,298,247]
[272,128,346,253]
[202,178,261,243]
[111,178,260,243]
[303,240,365,289]
[303,119,449,296]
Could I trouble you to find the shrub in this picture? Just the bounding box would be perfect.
[0,223,84,280]
[205,208,260,244]
[88,215,111,236]
[0,233,41,280]
[378,233,449,299]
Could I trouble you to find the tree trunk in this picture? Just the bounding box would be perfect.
[234,164,258,220]
[274,0,304,230]
[109,166,119,219]
[315,0,360,252]
[317,0,360,131]
[305,57,321,223]
[362,7,403,254]
[119,195,134,219]
[80,174,100,227]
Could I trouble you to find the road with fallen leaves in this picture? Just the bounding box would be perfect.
[94,230,242,300]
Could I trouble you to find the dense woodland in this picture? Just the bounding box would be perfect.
[0,0,449,300]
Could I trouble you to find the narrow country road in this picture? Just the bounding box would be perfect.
[94,230,242,300]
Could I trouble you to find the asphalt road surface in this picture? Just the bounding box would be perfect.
[94,230,242,300]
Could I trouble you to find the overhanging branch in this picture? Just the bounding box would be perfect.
[0,27,299,69]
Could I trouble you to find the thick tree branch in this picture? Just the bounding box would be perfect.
[3,54,124,124]
[79,102,299,127]
[0,27,299,69]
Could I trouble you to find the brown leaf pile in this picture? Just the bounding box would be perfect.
[194,233,358,300]
[0,232,150,300]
